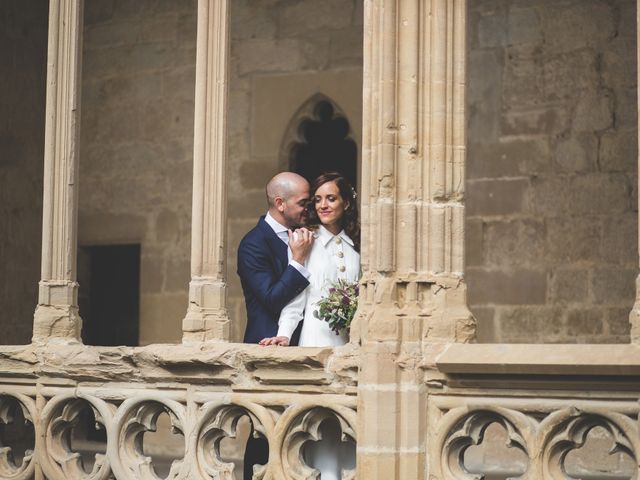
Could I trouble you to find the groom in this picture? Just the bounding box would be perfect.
[237,172,314,479]
[238,171,314,344]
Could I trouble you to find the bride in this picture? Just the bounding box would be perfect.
[259,172,359,479]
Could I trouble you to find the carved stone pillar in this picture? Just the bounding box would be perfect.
[356,0,475,477]
[182,0,231,343]
[630,0,640,342]
[32,0,84,343]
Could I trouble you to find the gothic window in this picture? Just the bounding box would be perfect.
[284,96,357,188]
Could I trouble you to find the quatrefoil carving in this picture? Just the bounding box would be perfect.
[194,402,272,480]
[543,411,638,479]
[0,394,36,480]
[42,395,112,480]
[442,409,532,479]
[114,398,186,480]
[279,406,357,480]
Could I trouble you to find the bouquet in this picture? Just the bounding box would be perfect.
[313,279,359,334]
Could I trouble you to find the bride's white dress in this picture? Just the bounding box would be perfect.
[277,225,360,479]
[277,225,360,347]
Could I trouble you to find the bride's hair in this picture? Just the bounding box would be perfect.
[306,172,360,252]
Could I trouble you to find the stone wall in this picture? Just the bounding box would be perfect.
[225,0,364,342]
[0,0,48,345]
[466,0,638,343]
[79,0,197,345]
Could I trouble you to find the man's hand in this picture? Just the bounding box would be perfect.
[288,228,314,264]
[259,336,290,346]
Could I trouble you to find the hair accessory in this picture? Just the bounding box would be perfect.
[350,186,358,199]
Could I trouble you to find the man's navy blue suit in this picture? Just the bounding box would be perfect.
[238,216,309,345]
[237,216,309,480]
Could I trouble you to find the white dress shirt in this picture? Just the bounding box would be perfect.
[264,212,310,279]
[277,225,360,347]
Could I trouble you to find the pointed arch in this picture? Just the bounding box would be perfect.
[279,93,358,188]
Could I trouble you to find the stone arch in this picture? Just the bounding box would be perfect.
[279,94,358,188]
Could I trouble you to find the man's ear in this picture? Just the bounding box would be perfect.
[274,197,285,212]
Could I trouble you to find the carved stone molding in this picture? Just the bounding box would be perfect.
[276,403,357,480]
[39,393,114,480]
[110,396,187,480]
[0,393,36,480]
[21,388,358,480]
[431,398,640,479]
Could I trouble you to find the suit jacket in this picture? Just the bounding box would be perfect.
[238,216,309,344]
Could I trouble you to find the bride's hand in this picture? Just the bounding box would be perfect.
[259,336,290,346]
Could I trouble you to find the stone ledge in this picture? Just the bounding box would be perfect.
[0,342,359,391]
[436,343,640,376]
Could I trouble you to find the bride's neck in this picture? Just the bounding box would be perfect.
[323,223,341,235]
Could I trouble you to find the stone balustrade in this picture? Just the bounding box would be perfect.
[0,343,358,480]
[0,343,639,479]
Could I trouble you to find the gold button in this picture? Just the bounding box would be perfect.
[336,251,344,258]
[335,237,342,244]
[339,265,346,272]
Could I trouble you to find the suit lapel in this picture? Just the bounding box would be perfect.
[257,217,288,269]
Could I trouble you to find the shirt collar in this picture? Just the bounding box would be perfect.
[317,225,354,247]
[264,212,288,235]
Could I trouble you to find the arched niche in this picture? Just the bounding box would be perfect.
[280,94,358,188]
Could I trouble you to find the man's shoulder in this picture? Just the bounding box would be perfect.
[239,217,269,250]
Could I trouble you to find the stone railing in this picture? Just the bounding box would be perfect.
[429,344,640,479]
[0,343,358,480]
[1,343,640,479]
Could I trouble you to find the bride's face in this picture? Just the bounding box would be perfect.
[314,181,348,229]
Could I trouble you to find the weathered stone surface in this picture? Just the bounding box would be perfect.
[601,214,638,266]
[507,7,541,45]
[540,1,615,54]
[497,306,563,342]
[546,217,601,263]
[599,129,637,173]
[592,269,636,305]
[0,0,47,344]
[470,306,497,343]
[466,178,529,217]
[484,219,545,267]
[566,308,604,336]
[548,269,589,304]
[279,0,354,37]
[466,269,547,305]
[477,11,507,48]
[467,137,550,179]
[573,90,614,132]
[465,218,484,267]
[607,307,632,337]
[552,133,597,173]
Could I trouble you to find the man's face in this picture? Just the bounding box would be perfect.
[280,183,310,228]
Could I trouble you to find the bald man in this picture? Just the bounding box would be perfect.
[237,172,314,479]
[237,172,314,345]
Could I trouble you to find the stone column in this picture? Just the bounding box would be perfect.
[356,0,475,477]
[182,0,231,343]
[630,0,640,342]
[32,0,84,343]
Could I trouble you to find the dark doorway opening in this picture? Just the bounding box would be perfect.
[78,244,140,346]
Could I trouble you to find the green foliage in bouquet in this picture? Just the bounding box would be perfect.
[313,279,359,334]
